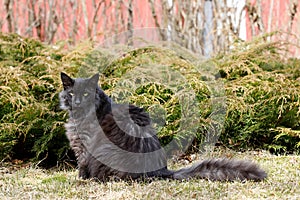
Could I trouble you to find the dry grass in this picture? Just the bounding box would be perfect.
[1,151,299,200]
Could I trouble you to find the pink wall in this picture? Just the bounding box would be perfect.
[1,0,299,56]
[246,0,300,56]
[0,0,159,43]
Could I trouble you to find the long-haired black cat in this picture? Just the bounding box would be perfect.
[59,72,267,182]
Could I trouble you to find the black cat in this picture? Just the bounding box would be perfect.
[59,72,267,181]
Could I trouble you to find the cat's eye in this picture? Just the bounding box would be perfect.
[83,93,89,97]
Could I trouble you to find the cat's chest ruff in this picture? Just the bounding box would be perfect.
[66,113,103,139]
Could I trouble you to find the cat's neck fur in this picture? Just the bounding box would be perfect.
[94,86,112,122]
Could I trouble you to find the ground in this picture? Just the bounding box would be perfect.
[0,150,299,200]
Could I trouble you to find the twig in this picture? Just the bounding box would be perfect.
[92,0,105,39]
[4,0,13,32]
[148,0,166,40]
[127,0,133,45]
[81,0,90,37]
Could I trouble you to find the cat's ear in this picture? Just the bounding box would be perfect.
[88,73,99,86]
[61,72,74,90]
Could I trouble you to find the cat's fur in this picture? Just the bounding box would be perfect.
[59,72,267,182]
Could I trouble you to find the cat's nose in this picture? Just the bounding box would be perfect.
[74,99,81,106]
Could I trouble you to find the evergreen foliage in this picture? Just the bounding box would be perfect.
[0,33,299,166]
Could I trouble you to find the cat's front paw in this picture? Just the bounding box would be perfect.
[79,167,89,179]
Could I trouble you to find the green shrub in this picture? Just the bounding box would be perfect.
[1,32,299,167]
[224,72,300,153]
[217,34,300,154]
[0,33,86,164]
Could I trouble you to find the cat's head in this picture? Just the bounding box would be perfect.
[59,72,99,117]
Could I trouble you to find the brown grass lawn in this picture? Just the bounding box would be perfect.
[0,150,299,200]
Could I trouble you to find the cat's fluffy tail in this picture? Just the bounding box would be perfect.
[172,158,267,181]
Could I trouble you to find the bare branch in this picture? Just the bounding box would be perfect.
[113,0,122,44]
[26,0,34,37]
[13,0,20,34]
[148,0,166,40]
[267,0,274,34]
[81,0,90,37]
[101,0,111,41]
[288,0,298,33]
[127,0,133,45]
[246,1,257,38]
[256,0,265,33]
[69,0,78,44]
[47,9,60,44]
[4,0,13,32]
[92,0,105,38]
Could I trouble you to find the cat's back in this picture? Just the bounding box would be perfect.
[99,103,162,153]
[90,103,169,180]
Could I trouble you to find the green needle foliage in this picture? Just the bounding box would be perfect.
[215,34,300,154]
[0,33,85,164]
[0,32,299,167]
